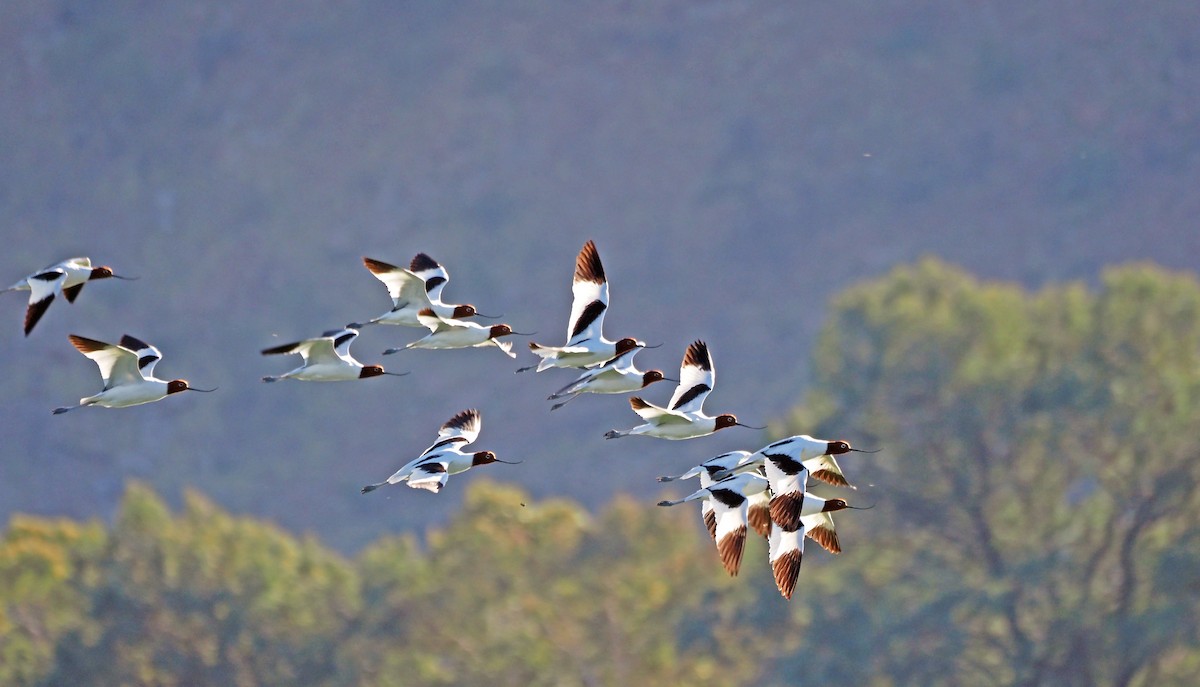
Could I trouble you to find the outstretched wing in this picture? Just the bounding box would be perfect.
[565,240,608,345]
[120,334,163,378]
[628,396,690,424]
[68,334,143,388]
[261,335,341,365]
[363,257,432,311]
[800,512,841,554]
[668,340,714,413]
[25,270,65,335]
[422,409,482,454]
[768,527,805,600]
[325,328,359,361]
[409,253,450,303]
[416,308,454,334]
[407,462,450,492]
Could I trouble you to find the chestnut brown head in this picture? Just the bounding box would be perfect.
[614,337,642,355]
[166,380,217,394]
[827,440,852,455]
[489,324,514,338]
[641,370,667,388]
[714,414,740,431]
[90,266,115,280]
[451,304,478,319]
[472,451,522,466]
[360,365,387,378]
[822,498,851,513]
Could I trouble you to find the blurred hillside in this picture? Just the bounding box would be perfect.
[1,0,1198,549]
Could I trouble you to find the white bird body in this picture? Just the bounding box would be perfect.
[605,341,756,440]
[523,240,643,372]
[53,334,212,413]
[6,257,131,335]
[361,254,481,326]
[261,328,399,382]
[385,309,517,358]
[721,434,864,489]
[546,340,668,409]
[361,409,518,494]
[6,257,101,293]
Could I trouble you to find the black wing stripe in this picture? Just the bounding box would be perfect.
[570,299,607,339]
[423,276,447,293]
[764,452,806,476]
[671,384,711,410]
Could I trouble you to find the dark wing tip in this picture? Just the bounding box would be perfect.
[417,307,436,317]
[67,334,108,354]
[119,334,151,351]
[769,492,805,532]
[748,505,772,538]
[717,526,747,576]
[443,408,481,431]
[260,342,298,356]
[573,240,606,284]
[24,296,55,335]
[811,469,853,489]
[362,257,399,273]
[409,253,440,273]
[629,396,650,410]
[772,550,802,599]
[62,283,84,303]
[683,340,712,370]
[808,525,842,554]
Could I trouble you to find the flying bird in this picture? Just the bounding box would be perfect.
[5,257,134,335]
[658,471,770,576]
[53,334,215,413]
[768,494,868,600]
[358,253,494,327]
[361,409,521,493]
[261,327,406,382]
[382,309,528,358]
[714,435,881,489]
[546,338,671,410]
[657,450,771,539]
[519,240,647,372]
[604,341,761,440]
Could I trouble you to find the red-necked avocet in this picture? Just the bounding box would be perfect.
[604,340,762,440]
[261,327,407,382]
[518,240,648,373]
[359,254,495,326]
[717,435,880,489]
[768,494,870,599]
[382,309,529,358]
[658,471,770,576]
[52,334,215,414]
[360,409,521,494]
[5,257,135,335]
[657,451,771,539]
[545,338,671,410]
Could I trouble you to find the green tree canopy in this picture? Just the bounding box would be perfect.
[778,259,1200,686]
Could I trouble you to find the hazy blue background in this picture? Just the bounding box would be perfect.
[2,0,1197,550]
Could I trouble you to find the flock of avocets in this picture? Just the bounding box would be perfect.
[6,241,878,599]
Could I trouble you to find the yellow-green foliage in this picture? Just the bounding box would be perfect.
[3,261,1199,686]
